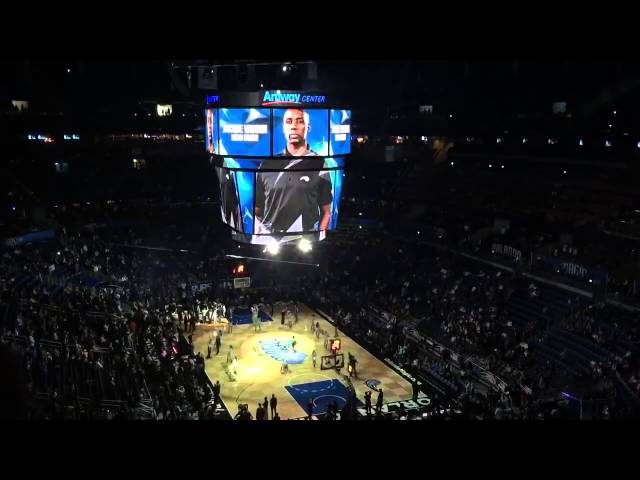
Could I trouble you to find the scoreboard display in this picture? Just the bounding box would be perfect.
[207,91,350,245]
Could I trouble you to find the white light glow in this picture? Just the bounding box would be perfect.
[298,239,312,253]
[265,243,280,255]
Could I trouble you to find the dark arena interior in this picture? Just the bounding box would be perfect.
[2,59,640,421]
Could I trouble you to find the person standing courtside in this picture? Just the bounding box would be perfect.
[213,380,221,406]
[307,398,314,420]
[227,345,234,364]
[270,394,278,419]
[376,388,384,414]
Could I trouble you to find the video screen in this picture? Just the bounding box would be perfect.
[219,160,256,234]
[325,159,345,229]
[330,109,351,155]
[222,157,344,171]
[272,108,328,157]
[254,162,341,235]
[206,108,218,154]
[219,108,271,156]
[216,167,242,231]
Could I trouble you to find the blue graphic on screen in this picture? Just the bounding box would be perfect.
[273,108,328,157]
[223,158,267,170]
[327,163,344,230]
[330,109,351,155]
[222,159,254,234]
[219,108,270,156]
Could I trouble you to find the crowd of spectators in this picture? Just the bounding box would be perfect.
[1,216,229,420]
[2,152,639,420]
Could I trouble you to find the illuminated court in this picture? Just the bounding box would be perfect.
[192,304,414,419]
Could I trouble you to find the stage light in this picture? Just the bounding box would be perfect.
[265,243,280,255]
[298,239,312,253]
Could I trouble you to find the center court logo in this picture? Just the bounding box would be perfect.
[259,338,307,364]
[365,379,381,391]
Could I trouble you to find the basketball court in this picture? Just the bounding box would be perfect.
[191,303,415,419]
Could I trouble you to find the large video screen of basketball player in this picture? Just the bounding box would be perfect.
[254,160,343,235]
[272,108,329,157]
